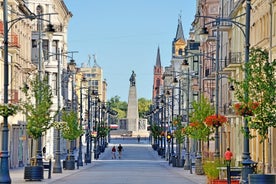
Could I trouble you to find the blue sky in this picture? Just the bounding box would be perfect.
[63,0,196,102]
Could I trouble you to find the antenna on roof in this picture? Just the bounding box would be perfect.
[93,54,97,64]
[88,54,91,67]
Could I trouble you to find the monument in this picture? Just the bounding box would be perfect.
[126,71,149,137]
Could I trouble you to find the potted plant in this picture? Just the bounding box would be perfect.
[204,114,228,128]
[232,48,276,182]
[203,159,221,183]
[20,77,54,181]
[203,159,240,184]
[0,103,19,117]
[150,123,162,150]
[172,116,185,167]
[186,96,214,174]
[98,126,110,152]
[233,102,259,117]
[53,110,83,170]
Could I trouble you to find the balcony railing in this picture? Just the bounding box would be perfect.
[227,52,242,65]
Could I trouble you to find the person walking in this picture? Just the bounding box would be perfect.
[112,146,116,159]
[137,135,141,143]
[224,148,233,184]
[117,144,123,159]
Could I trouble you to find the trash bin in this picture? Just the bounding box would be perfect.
[172,155,177,167]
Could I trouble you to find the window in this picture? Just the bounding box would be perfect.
[52,73,57,95]
[52,40,59,60]
[178,49,183,56]
[193,56,199,74]
[32,40,37,48]
[42,39,49,60]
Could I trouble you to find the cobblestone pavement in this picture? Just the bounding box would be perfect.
[10,138,207,184]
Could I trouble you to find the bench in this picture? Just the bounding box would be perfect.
[230,168,242,180]
[43,159,51,179]
[218,166,242,180]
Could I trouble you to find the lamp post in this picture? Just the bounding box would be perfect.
[182,62,191,171]
[199,0,252,182]
[53,49,62,173]
[78,77,87,167]
[1,1,54,182]
[68,58,76,159]
[53,51,77,172]
[85,86,92,163]
[1,1,12,182]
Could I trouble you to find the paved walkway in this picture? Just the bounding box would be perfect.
[10,138,207,184]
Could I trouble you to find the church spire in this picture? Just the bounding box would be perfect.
[175,15,185,41]
[155,46,161,67]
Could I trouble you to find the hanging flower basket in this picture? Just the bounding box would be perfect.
[233,102,259,116]
[204,114,227,127]
[0,103,19,117]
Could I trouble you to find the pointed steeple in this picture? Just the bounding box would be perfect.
[155,46,161,67]
[175,15,185,41]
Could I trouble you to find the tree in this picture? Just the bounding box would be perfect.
[232,48,276,173]
[21,77,54,139]
[108,96,151,119]
[108,96,127,119]
[21,76,54,165]
[186,96,214,141]
[138,98,151,117]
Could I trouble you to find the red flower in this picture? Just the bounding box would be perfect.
[189,122,199,127]
[204,114,228,127]
[233,102,259,116]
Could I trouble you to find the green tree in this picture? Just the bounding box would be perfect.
[232,48,276,173]
[21,76,54,140]
[108,96,151,119]
[186,96,214,141]
[108,96,127,119]
[59,110,83,141]
[138,98,151,117]
[21,76,54,165]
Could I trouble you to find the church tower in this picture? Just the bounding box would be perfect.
[172,16,186,65]
[152,47,163,100]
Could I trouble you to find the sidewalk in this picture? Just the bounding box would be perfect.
[10,142,207,184]
[149,147,207,184]
[10,159,98,184]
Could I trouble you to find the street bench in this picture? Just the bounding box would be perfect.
[230,168,242,180]
[43,159,51,179]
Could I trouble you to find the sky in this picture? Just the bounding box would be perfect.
[63,0,196,102]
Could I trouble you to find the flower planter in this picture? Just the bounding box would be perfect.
[210,179,239,184]
[24,166,44,181]
[249,174,276,184]
[63,155,75,170]
[63,160,75,170]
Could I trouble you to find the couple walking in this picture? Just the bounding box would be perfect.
[112,144,123,159]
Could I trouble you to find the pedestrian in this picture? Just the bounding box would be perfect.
[137,135,141,143]
[112,146,116,159]
[117,144,123,159]
[42,146,46,158]
[224,148,233,184]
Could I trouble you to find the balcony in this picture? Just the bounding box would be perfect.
[223,52,242,71]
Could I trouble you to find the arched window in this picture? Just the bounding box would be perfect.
[178,49,183,56]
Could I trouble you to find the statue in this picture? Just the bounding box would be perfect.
[129,70,136,86]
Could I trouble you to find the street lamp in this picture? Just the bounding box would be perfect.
[53,49,62,173]
[78,76,87,167]
[67,58,77,161]
[198,0,252,182]
[53,51,77,173]
[85,86,92,164]
[1,1,55,182]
